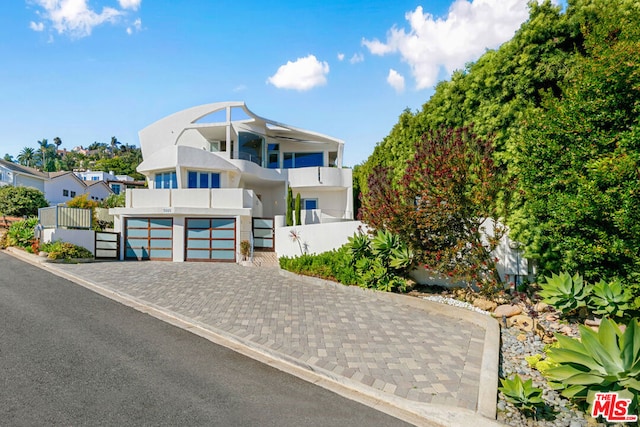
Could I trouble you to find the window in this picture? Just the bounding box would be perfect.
[187,171,220,189]
[283,152,323,168]
[303,199,318,210]
[238,132,263,165]
[92,176,99,181]
[155,172,177,189]
[209,140,226,152]
[63,189,69,197]
[70,191,76,198]
[267,143,280,169]
[112,184,121,195]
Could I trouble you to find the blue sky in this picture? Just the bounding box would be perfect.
[1,0,557,167]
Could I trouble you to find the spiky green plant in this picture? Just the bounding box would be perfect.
[538,272,593,315]
[589,278,632,319]
[543,318,640,414]
[499,375,545,417]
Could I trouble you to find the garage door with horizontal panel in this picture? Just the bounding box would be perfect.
[185,218,236,262]
[125,218,173,260]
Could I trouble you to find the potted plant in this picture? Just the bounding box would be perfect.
[240,240,251,262]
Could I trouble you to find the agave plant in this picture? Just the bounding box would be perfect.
[499,375,545,417]
[537,272,593,315]
[589,278,632,319]
[543,318,640,412]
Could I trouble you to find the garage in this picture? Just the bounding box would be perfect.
[125,218,173,260]
[185,218,236,262]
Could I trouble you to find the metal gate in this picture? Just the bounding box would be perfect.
[95,231,119,259]
[252,218,274,251]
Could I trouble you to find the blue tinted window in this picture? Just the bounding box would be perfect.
[199,173,209,188]
[188,171,197,188]
[295,152,323,167]
[211,173,220,188]
[303,199,317,209]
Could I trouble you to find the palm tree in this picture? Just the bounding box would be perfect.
[110,136,121,155]
[3,154,13,162]
[53,136,62,152]
[37,138,49,170]
[17,147,36,167]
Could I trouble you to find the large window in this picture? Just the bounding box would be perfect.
[283,152,323,168]
[155,171,177,189]
[238,132,263,166]
[188,171,220,188]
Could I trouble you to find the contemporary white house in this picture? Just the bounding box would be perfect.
[0,159,47,192]
[110,101,354,262]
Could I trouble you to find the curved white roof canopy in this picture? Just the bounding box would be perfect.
[138,101,344,162]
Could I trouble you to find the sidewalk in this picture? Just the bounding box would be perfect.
[6,248,501,427]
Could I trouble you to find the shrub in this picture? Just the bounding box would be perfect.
[538,272,593,316]
[6,217,39,248]
[347,230,414,292]
[240,240,251,260]
[279,246,358,286]
[499,375,546,418]
[589,278,632,319]
[0,186,48,217]
[543,318,640,415]
[39,241,93,261]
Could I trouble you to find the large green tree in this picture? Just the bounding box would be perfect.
[0,186,48,217]
[509,0,640,283]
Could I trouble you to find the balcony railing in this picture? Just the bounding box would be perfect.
[126,188,262,213]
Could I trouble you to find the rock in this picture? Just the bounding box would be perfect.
[472,297,497,312]
[493,304,522,318]
[546,313,559,321]
[533,301,549,312]
[560,325,574,335]
[516,333,527,342]
[508,314,536,332]
[584,317,601,327]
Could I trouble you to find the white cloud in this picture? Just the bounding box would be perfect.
[126,17,141,34]
[30,21,45,31]
[267,55,330,91]
[387,69,405,93]
[337,53,345,61]
[29,0,143,38]
[118,0,141,10]
[363,0,538,89]
[349,53,364,64]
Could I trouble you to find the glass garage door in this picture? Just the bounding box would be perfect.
[185,218,236,262]
[125,218,173,260]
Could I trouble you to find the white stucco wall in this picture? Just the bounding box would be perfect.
[42,228,95,255]
[275,220,363,257]
[45,176,86,205]
[15,174,46,193]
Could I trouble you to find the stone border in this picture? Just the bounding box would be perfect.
[278,269,500,421]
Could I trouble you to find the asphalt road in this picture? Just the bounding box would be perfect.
[0,253,411,426]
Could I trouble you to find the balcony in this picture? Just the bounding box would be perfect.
[287,167,352,190]
[115,188,263,217]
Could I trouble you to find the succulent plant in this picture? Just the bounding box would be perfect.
[543,317,640,413]
[589,278,632,319]
[499,374,546,417]
[537,272,593,315]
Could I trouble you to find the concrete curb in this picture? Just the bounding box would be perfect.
[5,248,501,426]
[278,269,500,421]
